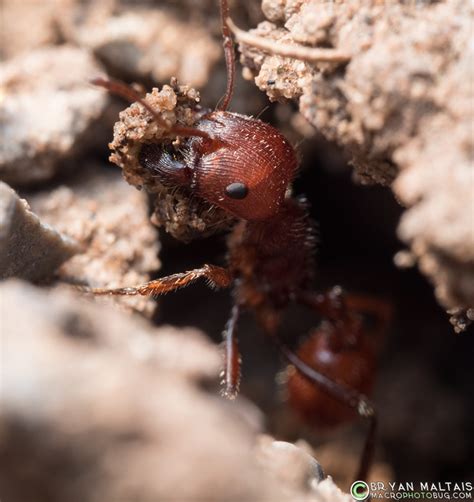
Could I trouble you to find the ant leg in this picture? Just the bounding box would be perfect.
[343,294,392,335]
[297,287,356,325]
[80,265,232,297]
[277,340,376,482]
[221,304,241,399]
[298,287,392,347]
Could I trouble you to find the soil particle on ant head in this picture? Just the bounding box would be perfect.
[238,0,474,322]
[105,79,235,242]
[0,46,108,186]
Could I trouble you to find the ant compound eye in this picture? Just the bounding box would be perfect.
[225,182,248,199]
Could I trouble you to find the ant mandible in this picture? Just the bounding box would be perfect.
[88,0,391,482]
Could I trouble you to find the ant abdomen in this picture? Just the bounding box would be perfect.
[287,324,376,428]
[138,111,298,221]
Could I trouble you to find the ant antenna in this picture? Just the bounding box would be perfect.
[91,77,210,139]
[217,0,235,111]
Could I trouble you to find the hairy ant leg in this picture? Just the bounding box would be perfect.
[221,303,242,399]
[81,264,232,297]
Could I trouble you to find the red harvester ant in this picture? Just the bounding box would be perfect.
[88,0,391,482]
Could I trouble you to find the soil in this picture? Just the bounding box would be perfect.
[0,0,473,500]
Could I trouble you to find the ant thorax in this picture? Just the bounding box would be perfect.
[109,78,235,242]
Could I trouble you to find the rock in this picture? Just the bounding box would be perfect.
[0,0,61,60]
[0,280,345,502]
[30,165,160,316]
[255,435,354,501]
[59,4,221,88]
[54,0,267,116]
[312,436,393,491]
[393,46,474,312]
[0,182,78,281]
[256,435,325,491]
[0,46,107,186]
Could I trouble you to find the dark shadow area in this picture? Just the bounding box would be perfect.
[157,131,474,484]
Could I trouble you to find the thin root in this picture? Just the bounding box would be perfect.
[226,18,351,64]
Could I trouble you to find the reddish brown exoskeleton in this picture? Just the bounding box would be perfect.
[88,0,391,481]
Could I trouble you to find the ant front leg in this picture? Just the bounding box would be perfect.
[221,303,242,399]
[80,264,232,297]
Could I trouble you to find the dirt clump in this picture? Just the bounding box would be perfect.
[237,0,473,322]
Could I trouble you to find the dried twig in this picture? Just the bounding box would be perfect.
[227,18,351,64]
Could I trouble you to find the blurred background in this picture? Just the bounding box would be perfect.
[1,0,473,499]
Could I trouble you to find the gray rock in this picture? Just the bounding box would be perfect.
[256,435,326,491]
[0,280,319,502]
[0,182,78,281]
[59,6,220,88]
[0,46,107,186]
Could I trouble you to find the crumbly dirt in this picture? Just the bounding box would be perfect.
[30,166,160,316]
[237,0,473,320]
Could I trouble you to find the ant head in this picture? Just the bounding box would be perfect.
[193,112,297,220]
[191,112,298,220]
[138,112,298,221]
[94,0,298,223]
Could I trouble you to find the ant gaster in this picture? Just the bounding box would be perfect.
[89,0,390,482]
